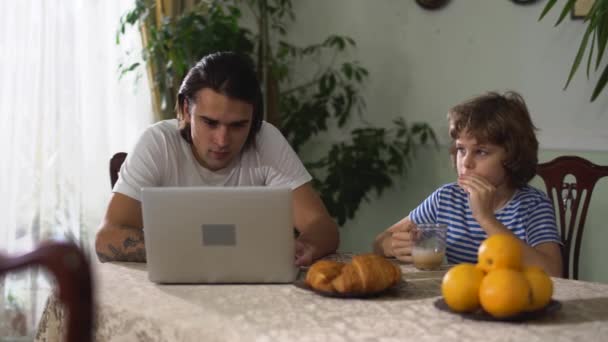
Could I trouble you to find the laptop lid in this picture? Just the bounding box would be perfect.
[141,186,297,284]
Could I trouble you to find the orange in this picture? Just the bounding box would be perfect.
[477,234,523,273]
[523,266,553,311]
[441,263,485,312]
[479,269,530,318]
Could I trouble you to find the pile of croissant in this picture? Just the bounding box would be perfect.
[305,254,401,294]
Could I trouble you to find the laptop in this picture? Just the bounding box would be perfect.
[141,186,297,284]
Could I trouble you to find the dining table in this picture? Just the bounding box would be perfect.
[34,253,608,341]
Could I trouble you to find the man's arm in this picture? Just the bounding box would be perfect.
[292,182,339,266]
[95,192,146,262]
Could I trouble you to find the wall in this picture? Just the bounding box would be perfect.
[285,0,608,282]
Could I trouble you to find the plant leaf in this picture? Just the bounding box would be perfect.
[539,0,559,21]
[564,21,594,89]
[595,3,608,69]
[555,0,577,26]
[587,29,597,78]
[591,63,608,101]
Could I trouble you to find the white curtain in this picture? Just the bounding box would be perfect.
[0,0,153,335]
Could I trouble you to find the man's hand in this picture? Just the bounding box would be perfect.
[295,239,316,267]
[292,183,339,265]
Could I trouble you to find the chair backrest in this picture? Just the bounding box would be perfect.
[110,152,127,189]
[536,155,608,279]
[0,241,93,342]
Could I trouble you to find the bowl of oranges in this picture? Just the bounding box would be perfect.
[435,234,561,321]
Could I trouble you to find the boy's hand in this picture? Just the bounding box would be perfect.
[387,220,416,263]
[458,174,496,222]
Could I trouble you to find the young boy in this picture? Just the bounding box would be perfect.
[373,91,562,277]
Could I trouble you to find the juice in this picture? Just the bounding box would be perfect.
[412,247,445,270]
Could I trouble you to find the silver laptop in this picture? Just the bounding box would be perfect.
[141,186,297,284]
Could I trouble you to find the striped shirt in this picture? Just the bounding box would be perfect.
[409,183,560,265]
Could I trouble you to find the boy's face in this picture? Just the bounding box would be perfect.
[455,131,510,190]
[184,88,253,171]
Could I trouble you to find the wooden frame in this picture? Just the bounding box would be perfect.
[572,0,595,19]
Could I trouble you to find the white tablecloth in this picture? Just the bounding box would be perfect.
[35,255,608,341]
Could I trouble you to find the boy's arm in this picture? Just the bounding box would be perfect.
[459,175,562,276]
[528,242,562,277]
[95,192,146,262]
[477,217,562,277]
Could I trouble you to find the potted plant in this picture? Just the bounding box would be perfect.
[540,0,608,101]
[118,0,437,225]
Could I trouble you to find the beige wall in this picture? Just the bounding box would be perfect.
[286,1,608,282]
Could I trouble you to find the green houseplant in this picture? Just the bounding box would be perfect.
[540,0,608,101]
[118,0,437,225]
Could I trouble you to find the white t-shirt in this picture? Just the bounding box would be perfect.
[114,119,312,201]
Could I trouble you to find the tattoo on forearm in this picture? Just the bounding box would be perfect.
[96,245,146,263]
[96,251,112,263]
[96,225,146,263]
[123,236,144,249]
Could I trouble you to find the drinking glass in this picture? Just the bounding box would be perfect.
[411,223,447,270]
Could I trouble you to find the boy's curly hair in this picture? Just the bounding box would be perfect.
[447,91,539,188]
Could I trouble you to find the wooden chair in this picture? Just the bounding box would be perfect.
[110,152,127,189]
[536,156,608,279]
[0,241,93,342]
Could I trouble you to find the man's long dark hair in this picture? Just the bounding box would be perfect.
[176,51,264,149]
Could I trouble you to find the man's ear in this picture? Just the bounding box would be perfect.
[182,100,192,122]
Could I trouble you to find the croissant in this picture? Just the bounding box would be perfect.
[304,260,344,292]
[305,254,401,294]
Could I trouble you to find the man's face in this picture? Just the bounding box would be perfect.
[184,88,253,171]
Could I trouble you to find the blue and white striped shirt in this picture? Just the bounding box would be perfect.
[409,183,560,265]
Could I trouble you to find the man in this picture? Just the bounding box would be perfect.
[95,51,339,266]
